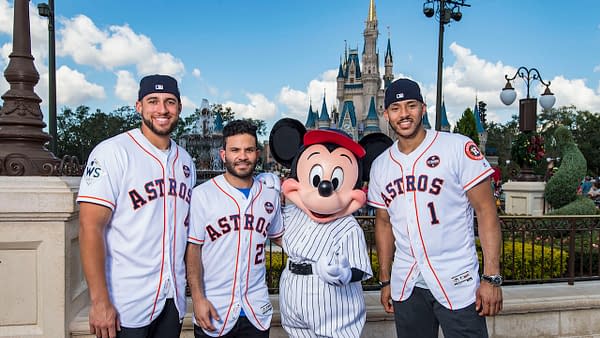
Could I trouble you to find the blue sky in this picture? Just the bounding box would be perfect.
[1,0,599,136]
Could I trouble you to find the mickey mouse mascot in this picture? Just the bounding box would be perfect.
[268,118,391,337]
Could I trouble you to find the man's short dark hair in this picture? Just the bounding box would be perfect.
[223,120,258,148]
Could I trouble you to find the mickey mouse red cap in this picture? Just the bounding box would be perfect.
[304,129,366,159]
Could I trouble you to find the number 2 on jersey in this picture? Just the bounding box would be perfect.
[255,243,265,264]
[426,201,440,225]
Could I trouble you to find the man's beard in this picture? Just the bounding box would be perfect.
[142,115,178,136]
[224,158,256,179]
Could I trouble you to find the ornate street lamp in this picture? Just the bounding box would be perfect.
[500,66,555,181]
[38,0,57,155]
[423,0,470,131]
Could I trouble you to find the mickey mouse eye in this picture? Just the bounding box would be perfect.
[331,167,344,191]
[309,165,323,188]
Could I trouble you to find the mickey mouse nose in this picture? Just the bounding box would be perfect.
[318,180,334,197]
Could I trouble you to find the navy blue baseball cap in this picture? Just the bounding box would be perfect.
[138,74,181,102]
[384,78,424,109]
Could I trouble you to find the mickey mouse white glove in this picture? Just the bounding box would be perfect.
[314,254,352,286]
[255,172,281,192]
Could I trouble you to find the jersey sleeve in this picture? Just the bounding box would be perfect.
[187,185,206,245]
[367,156,387,209]
[267,194,284,239]
[457,137,494,191]
[76,141,124,211]
[338,219,373,280]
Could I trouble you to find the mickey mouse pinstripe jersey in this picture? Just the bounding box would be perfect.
[279,204,372,337]
[187,174,284,337]
[367,130,494,310]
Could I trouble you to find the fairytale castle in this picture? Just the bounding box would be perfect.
[304,0,393,139]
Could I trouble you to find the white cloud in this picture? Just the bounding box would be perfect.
[192,68,201,78]
[277,69,338,122]
[57,14,184,78]
[223,93,277,121]
[422,42,600,128]
[180,96,196,113]
[56,65,105,105]
[114,70,137,103]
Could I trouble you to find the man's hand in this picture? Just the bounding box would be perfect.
[89,299,120,338]
[475,282,503,316]
[193,297,221,332]
[314,254,352,286]
[379,284,394,313]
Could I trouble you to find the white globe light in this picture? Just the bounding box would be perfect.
[539,87,556,110]
[500,88,517,106]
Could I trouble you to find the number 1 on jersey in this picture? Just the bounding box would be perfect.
[426,201,440,225]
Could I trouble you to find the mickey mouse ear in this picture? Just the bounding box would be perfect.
[359,133,393,182]
[269,118,306,168]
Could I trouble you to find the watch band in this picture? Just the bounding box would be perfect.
[378,280,391,287]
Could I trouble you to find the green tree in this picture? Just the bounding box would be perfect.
[572,110,600,176]
[453,107,480,145]
[57,105,139,162]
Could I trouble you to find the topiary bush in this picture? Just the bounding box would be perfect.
[545,126,587,210]
[476,239,568,280]
[499,241,568,280]
[549,196,599,215]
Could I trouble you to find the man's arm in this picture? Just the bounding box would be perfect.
[185,243,220,332]
[79,202,120,338]
[374,208,395,313]
[467,177,503,316]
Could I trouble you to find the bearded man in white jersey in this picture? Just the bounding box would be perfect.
[186,120,284,338]
[78,74,196,338]
[368,78,503,338]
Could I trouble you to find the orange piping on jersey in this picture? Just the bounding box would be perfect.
[187,236,204,243]
[410,131,453,309]
[243,184,268,330]
[78,196,116,209]
[399,261,417,300]
[170,148,181,303]
[213,178,242,335]
[367,199,386,207]
[126,131,168,320]
[464,167,494,190]
[388,150,420,302]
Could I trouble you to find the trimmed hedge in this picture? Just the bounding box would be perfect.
[545,126,587,210]
[497,241,568,280]
[549,196,599,215]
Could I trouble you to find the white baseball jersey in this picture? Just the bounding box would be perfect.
[77,128,196,327]
[279,204,373,337]
[187,174,284,337]
[367,130,493,310]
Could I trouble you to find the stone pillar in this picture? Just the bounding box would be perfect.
[502,180,547,216]
[0,176,85,338]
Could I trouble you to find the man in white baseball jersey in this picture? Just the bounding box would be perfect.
[78,74,196,338]
[368,78,503,337]
[186,120,284,337]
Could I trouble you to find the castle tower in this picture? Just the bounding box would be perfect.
[317,94,331,129]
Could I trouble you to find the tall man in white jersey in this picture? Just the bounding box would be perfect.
[368,78,503,337]
[78,74,196,338]
[186,120,284,337]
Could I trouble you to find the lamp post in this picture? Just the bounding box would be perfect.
[38,0,57,155]
[500,66,556,181]
[423,0,470,131]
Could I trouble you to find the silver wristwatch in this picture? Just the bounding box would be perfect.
[481,274,503,286]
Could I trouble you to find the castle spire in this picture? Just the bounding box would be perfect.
[368,0,377,22]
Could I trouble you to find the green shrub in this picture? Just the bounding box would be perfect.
[498,241,568,280]
[545,126,587,210]
[548,196,599,215]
